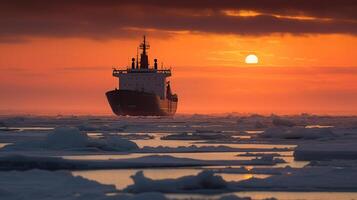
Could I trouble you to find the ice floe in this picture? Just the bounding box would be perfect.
[236,152,283,157]
[125,167,357,193]
[139,145,292,153]
[2,126,139,152]
[294,142,357,161]
[124,170,228,193]
[308,159,357,167]
[258,127,336,140]
[236,166,357,191]
[0,169,208,200]
[272,117,296,127]
[0,154,286,171]
[161,131,234,141]
[212,166,296,175]
[0,169,116,200]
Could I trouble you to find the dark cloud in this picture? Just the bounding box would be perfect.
[0,0,357,42]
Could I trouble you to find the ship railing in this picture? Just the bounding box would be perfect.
[112,68,172,76]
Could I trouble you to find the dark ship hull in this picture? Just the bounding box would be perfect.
[106,90,178,116]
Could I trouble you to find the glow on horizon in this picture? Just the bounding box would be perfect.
[0,33,357,115]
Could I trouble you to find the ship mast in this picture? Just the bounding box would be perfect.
[139,35,150,69]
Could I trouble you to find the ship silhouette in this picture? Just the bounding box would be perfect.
[106,36,178,116]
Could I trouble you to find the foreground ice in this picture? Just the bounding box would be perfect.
[0,154,285,170]
[124,167,357,193]
[294,142,357,161]
[124,170,228,193]
[271,117,296,127]
[161,131,235,141]
[308,159,357,168]
[236,167,357,191]
[2,126,139,152]
[0,169,272,200]
[258,127,336,140]
[0,169,116,200]
[139,145,292,153]
[211,166,296,175]
[1,126,294,155]
[236,153,283,157]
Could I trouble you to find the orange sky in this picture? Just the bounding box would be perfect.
[1,33,357,115]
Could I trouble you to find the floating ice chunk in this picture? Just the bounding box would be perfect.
[218,195,251,200]
[113,133,154,140]
[0,169,116,200]
[236,167,357,191]
[89,136,139,151]
[294,142,357,161]
[237,153,282,157]
[255,121,267,129]
[259,127,336,140]
[124,170,227,193]
[124,167,357,192]
[212,166,295,175]
[161,132,233,141]
[272,117,296,127]
[140,145,292,153]
[212,166,250,174]
[0,154,284,171]
[77,123,125,132]
[0,169,182,200]
[46,126,88,149]
[251,155,286,164]
[2,126,139,152]
[308,159,357,167]
[117,192,168,200]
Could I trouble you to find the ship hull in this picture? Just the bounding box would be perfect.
[106,90,177,116]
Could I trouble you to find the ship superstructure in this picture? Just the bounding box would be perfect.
[106,36,178,116]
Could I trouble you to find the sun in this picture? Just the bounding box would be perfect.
[245,54,259,64]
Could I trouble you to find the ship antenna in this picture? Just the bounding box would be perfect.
[136,47,139,69]
[143,35,146,55]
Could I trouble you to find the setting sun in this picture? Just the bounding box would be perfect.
[245,54,259,64]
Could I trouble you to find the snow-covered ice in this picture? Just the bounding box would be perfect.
[2,126,139,152]
[211,166,296,175]
[0,154,286,170]
[139,145,292,153]
[258,127,336,140]
[2,114,357,198]
[236,152,283,157]
[161,131,234,141]
[125,167,357,193]
[272,117,296,127]
[236,166,357,191]
[294,142,357,161]
[0,169,116,200]
[124,170,228,193]
[0,168,271,200]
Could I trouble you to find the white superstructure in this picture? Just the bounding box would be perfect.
[113,69,171,99]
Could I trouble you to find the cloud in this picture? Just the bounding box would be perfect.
[1,0,357,42]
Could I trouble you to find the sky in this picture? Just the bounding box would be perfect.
[1,0,357,115]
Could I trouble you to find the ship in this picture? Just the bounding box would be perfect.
[106,36,178,116]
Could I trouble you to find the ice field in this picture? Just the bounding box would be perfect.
[1,114,357,200]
